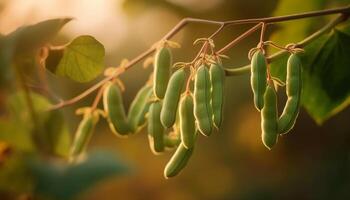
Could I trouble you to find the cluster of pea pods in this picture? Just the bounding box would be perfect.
[69,41,302,178]
[250,49,302,149]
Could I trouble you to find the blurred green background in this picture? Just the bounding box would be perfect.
[0,0,350,199]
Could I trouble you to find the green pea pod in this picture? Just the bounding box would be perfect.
[179,94,196,149]
[194,65,213,136]
[128,85,153,133]
[70,111,98,158]
[251,50,267,111]
[278,54,302,134]
[154,47,172,99]
[164,143,194,178]
[103,81,131,137]
[147,101,165,154]
[261,84,278,149]
[210,63,225,129]
[161,69,186,128]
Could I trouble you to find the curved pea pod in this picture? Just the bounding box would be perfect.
[250,50,267,111]
[164,143,194,178]
[70,111,99,159]
[261,84,278,149]
[103,81,131,137]
[160,69,186,128]
[179,94,196,149]
[278,54,302,134]
[194,65,213,136]
[128,85,153,133]
[147,100,165,154]
[210,63,225,129]
[153,47,172,99]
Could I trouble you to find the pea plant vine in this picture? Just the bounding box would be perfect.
[2,5,350,180]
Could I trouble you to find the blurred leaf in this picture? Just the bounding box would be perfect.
[301,28,350,124]
[0,153,33,194]
[31,150,129,200]
[0,120,35,152]
[270,21,350,124]
[53,35,105,83]
[42,109,71,157]
[0,18,71,89]
[7,91,51,130]
[7,91,71,156]
[8,18,72,56]
[0,35,16,89]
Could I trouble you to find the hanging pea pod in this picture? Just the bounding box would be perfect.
[128,85,153,133]
[103,81,131,137]
[161,69,186,128]
[194,65,213,136]
[261,84,278,149]
[154,47,172,99]
[164,143,194,178]
[70,110,99,159]
[250,50,267,111]
[278,53,302,134]
[179,94,196,149]
[147,100,165,154]
[210,63,225,129]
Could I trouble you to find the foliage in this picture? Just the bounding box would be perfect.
[51,35,105,83]
[270,21,350,124]
[31,150,129,200]
[0,18,128,199]
[0,1,350,199]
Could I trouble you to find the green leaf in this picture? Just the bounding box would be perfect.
[6,91,71,156]
[0,36,16,89]
[9,18,72,56]
[0,18,71,88]
[270,21,350,124]
[31,150,129,200]
[0,120,35,152]
[302,29,350,124]
[42,109,71,157]
[0,153,33,194]
[54,35,105,82]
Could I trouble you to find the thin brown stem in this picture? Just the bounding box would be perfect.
[91,86,104,110]
[190,43,207,65]
[190,23,225,65]
[267,13,348,61]
[49,5,350,110]
[185,70,193,93]
[209,23,225,39]
[263,41,289,51]
[224,13,348,76]
[260,23,266,43]
[217,23,262,54]
[224,5,350,25]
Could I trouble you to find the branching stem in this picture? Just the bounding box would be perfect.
[224,13,348,76]
[49,5,350,110]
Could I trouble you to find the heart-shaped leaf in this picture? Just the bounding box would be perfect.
[54,35,105,83]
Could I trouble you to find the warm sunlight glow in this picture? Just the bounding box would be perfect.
[0,0,128,51]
